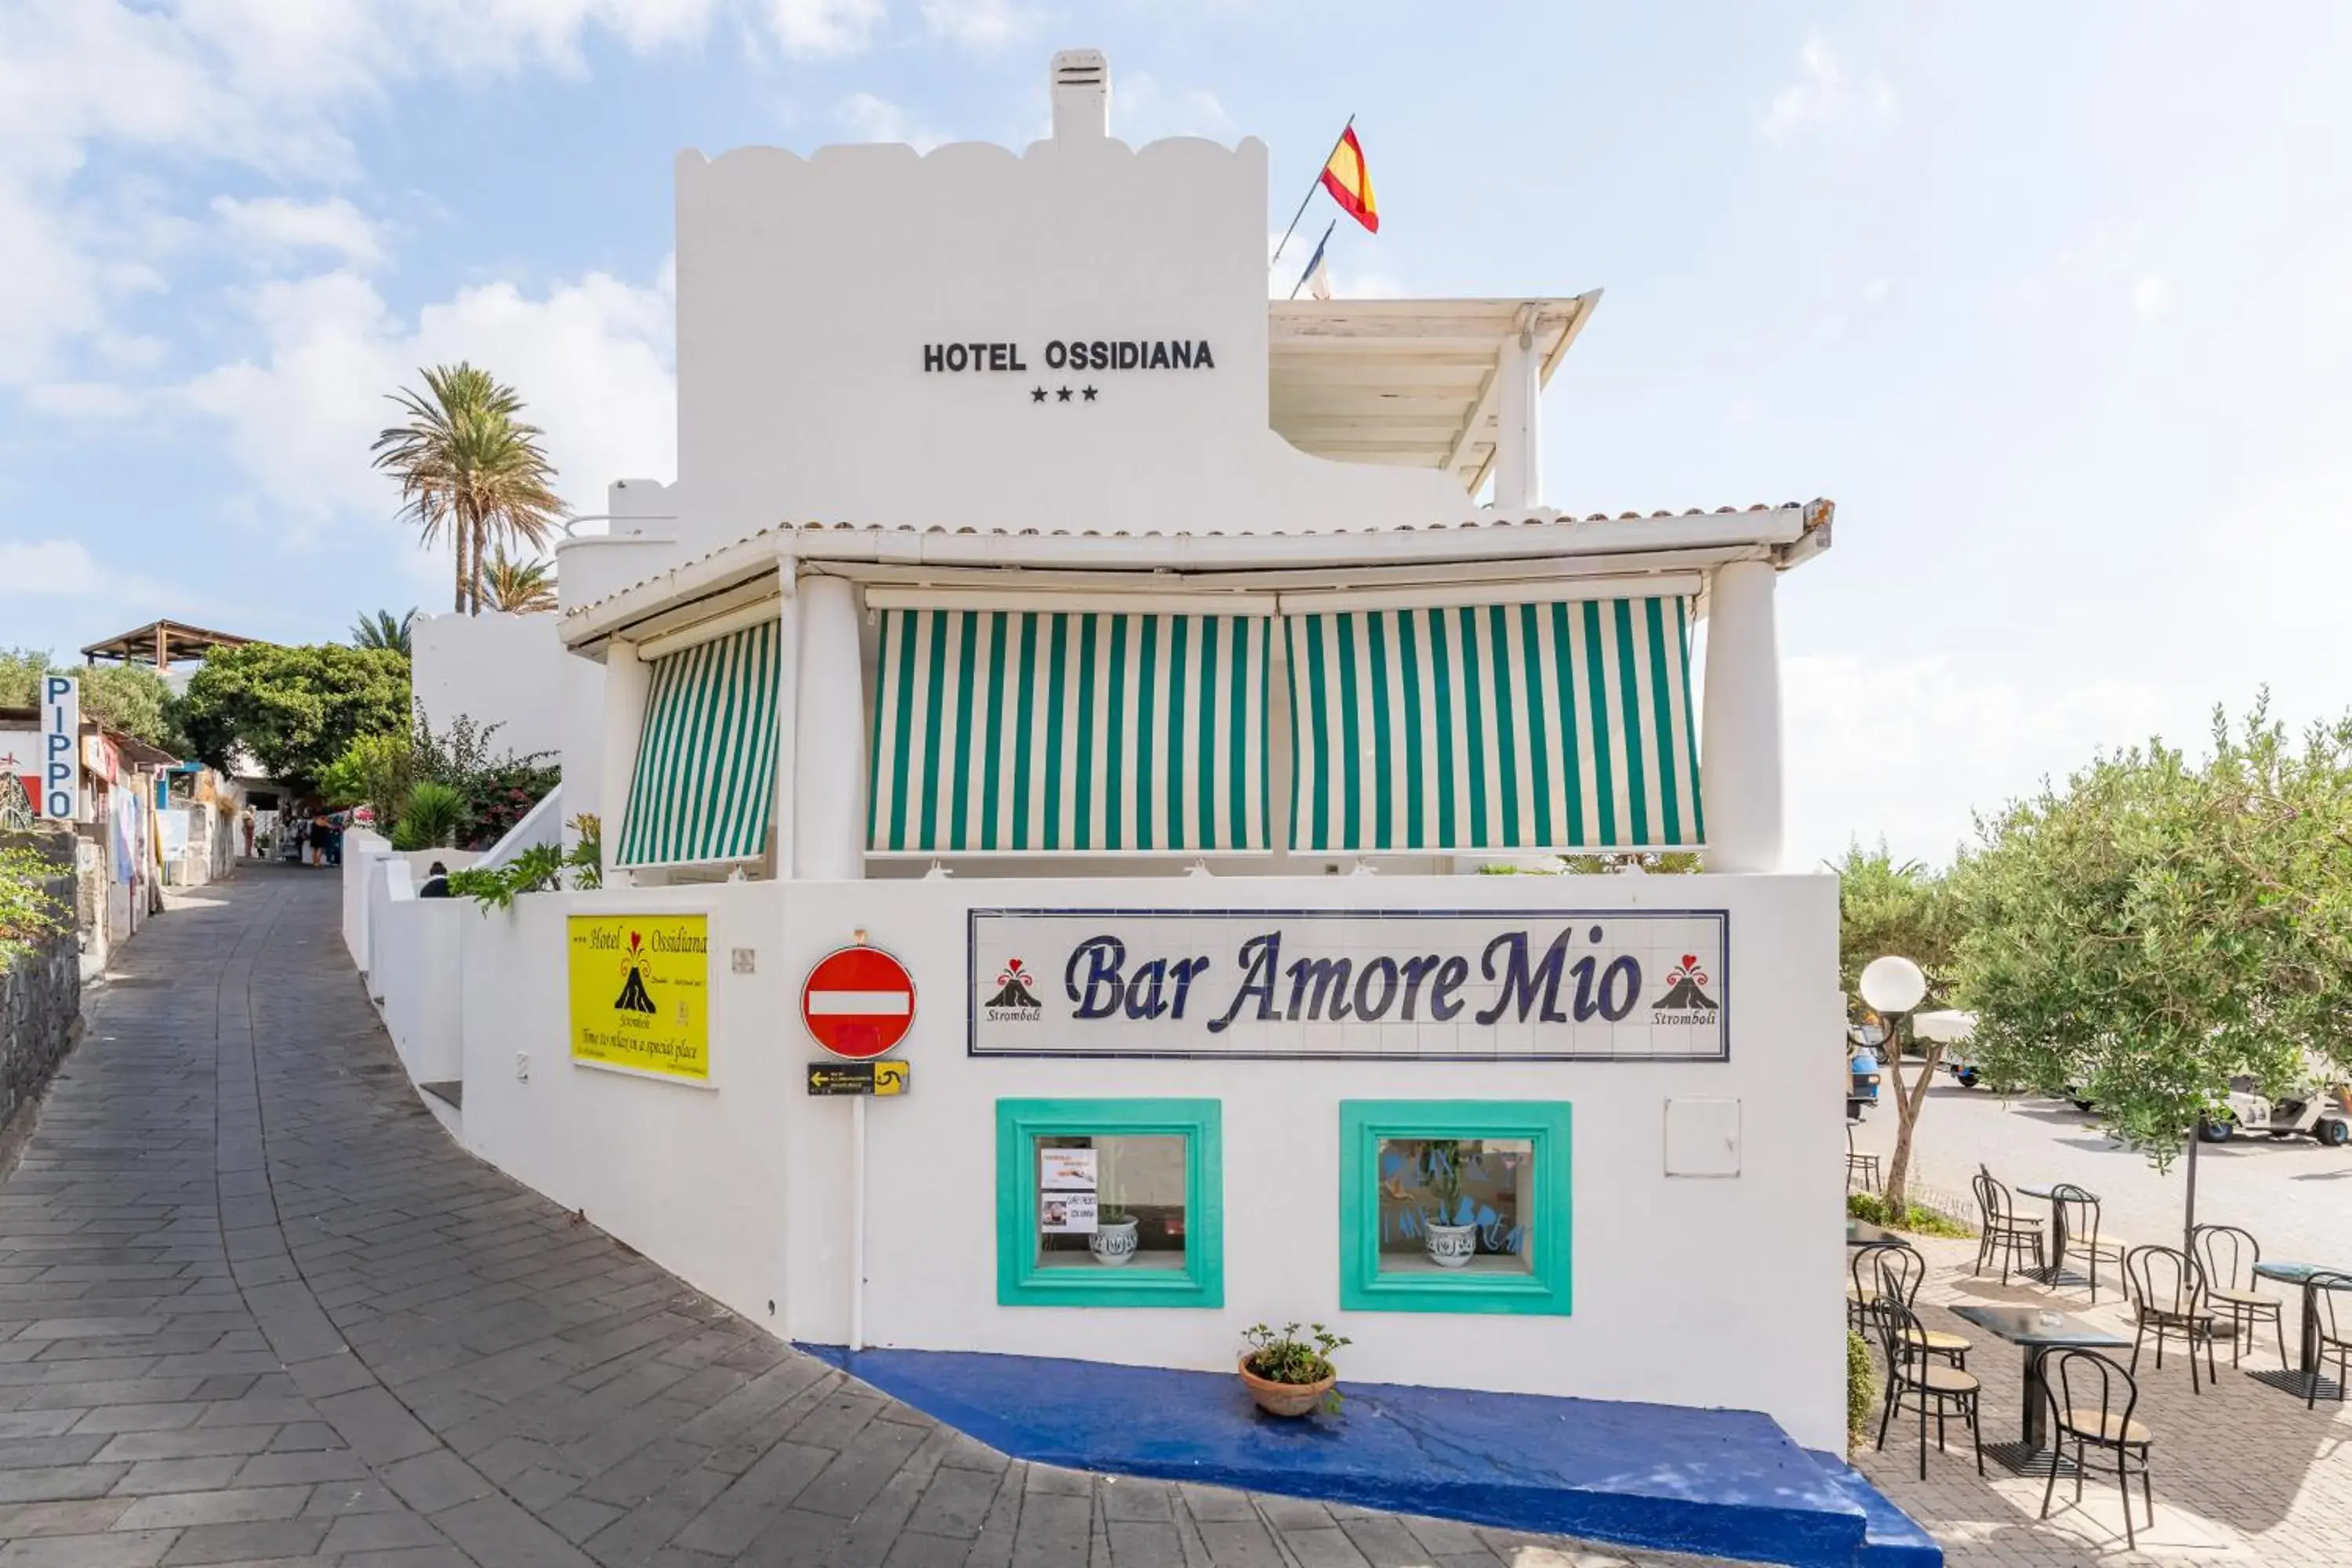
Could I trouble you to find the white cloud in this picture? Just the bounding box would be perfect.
[764,0,884,58]
[180,261,677,529]
[22,382,144,419]
[1762,36,1895,142]
[1119,73,1235,143]
[920,0,1025,49]
[840,93,947,153]
[1783,652,2175,869]
[0,538,175,611]
[2132,275,2172,315]
[212,195,386,269]
[0,0,717,387]
[0,539,110,595]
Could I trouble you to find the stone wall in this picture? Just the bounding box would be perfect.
[0,831,80,1134]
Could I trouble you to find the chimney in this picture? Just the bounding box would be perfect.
[1050,49,1109,140]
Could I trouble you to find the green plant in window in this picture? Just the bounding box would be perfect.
[1419,1140,1467,1226]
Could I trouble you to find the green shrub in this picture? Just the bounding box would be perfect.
[390,782,466,851]
[320,731,416,822]
[0,845,69,966]
[1847,1330,1877,1450]
[1847,1191,1973,1238]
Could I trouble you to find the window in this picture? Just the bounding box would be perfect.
[1339,1101,1572,1315]
[996,1099,1222,1308]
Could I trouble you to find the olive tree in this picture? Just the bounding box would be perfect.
[1832,842,1958,1213]
[1954,702,2352,1233]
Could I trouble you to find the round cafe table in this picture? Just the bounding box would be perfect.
[2252,1261,2352,1399]
[2015,1184,2086,1288]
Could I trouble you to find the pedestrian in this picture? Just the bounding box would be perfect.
[326,813,343,868]
[418,861,452,898]
[240,809,255,858]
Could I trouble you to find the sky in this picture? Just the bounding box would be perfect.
[2,1,2347,870]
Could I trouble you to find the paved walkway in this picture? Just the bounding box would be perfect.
[1852,1231,2352,1566]
[0,867,1663,1568]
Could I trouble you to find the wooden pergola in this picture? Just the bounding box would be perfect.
[80,620,257,672]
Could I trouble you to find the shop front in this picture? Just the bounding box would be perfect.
[376,48,1875,1547]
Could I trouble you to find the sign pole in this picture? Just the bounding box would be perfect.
[849,1093,867,1351]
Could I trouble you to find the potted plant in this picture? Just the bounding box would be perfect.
[1238,1322,1352,1417]
[1087,1143,1139,1267]
[1089,1178,1138,1267]
[1420,1141,1476,1269]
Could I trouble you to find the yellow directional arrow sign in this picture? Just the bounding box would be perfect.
[806,1059,911,1096]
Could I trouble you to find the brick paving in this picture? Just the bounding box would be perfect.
[0,865,1698,1568]
[1852,1232,2352,1566]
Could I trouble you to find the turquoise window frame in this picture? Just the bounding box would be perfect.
[1339,1100,1573,1316]
[995,1098,1224,1309]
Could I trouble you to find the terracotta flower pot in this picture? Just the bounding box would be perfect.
[1238,1356,1335,1418]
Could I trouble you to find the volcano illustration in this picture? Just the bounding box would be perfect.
[985,958,1041,1009]
[1652,955,1719,1011]
[613,932,658,1014]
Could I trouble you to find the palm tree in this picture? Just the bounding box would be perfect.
[370,363,563,616]
[480,547,557,614]
[350,609,417,655]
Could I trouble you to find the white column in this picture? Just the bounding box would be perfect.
[793,574,866,880]
[1493,325,1542,511]
[1699,561,1785,873]
[770,557,799,878]
[599,640,652,885]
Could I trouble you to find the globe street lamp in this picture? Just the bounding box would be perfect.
[1858,955,1928,1044]
[1857,957,1929,1210]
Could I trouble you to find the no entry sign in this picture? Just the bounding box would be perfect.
[801,945,916,1060]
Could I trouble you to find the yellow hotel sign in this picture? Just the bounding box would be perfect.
[568,914,710,1080]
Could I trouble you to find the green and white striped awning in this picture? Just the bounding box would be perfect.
[869,608,1270,854]
[615,620,782,868]
[1286,597,1704,853]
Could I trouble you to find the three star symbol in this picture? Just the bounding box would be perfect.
[1029,386,1101,403]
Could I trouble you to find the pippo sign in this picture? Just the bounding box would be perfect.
[967,908,1728,1062]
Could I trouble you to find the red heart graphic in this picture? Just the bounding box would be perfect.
[1680,953,1697,969]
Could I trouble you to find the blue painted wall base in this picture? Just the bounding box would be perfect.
[800,1345,1937,1568]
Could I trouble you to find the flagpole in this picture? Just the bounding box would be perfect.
[1269,114,1354,269]
[1289,218,1337,300]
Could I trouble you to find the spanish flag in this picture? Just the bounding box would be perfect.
[1319,125,1378,234]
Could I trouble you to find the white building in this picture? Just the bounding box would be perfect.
[365,49,1851,1513]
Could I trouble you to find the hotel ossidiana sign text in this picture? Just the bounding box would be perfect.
[969,908,1727,1062]
[568,915,711,1081]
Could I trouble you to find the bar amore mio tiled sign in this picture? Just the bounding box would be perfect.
[967,909,1728,1062]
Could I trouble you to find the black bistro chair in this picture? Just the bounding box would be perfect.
[1871,1273,1984,1480]
[2038,1348,2155,1552]
[1847,1241,1971,1367]
[1846,1124,1881,1193]
[2124,1244,2220,1393]
[1969,1167,2046,1285]
[2192,1223,2287,1369]
[2048,1184,2127,1303]
[2304,1271,2352,1409]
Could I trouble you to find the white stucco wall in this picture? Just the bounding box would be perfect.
[413,612,567,762]
[671,136,1468,549]
[372,873,467,1083]
[450,871,1845,1450]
